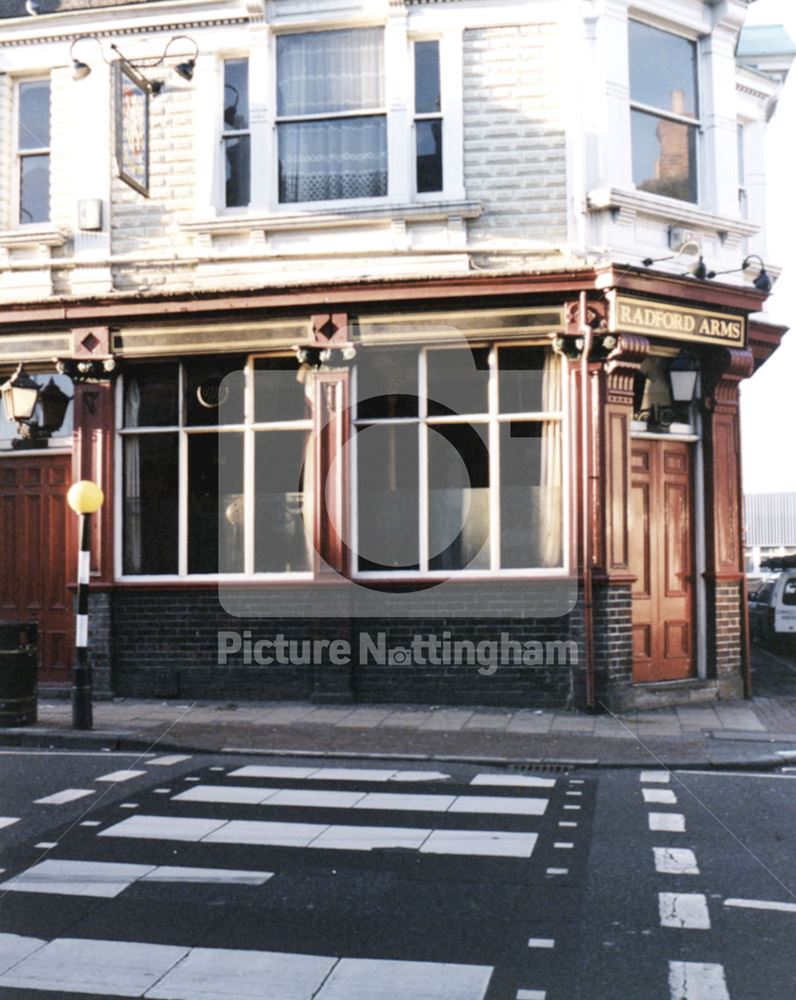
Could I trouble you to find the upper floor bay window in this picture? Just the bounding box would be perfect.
[629,21,699,204]
[276,27,387,203]
[16,79,51,224]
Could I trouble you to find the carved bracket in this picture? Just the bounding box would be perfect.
[702,347,755,411]
[604,334,650,402]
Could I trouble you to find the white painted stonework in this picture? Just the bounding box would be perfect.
[0,0,787,302]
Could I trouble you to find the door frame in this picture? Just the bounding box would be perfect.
[629,429,706,681]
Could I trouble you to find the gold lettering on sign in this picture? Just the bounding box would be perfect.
[614,296,745,347]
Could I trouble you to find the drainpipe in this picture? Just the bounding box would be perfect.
[738,443,753,699]
[580,291,596,711]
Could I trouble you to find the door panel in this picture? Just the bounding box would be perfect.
[630,439,695,682]
[0,455,73,683]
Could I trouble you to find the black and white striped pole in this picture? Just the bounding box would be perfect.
[66,480,104,730]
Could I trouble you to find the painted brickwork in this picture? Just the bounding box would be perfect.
[463,23,567,244]
[110,77,194,292]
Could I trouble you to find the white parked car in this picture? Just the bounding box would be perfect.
[748,570,796,645]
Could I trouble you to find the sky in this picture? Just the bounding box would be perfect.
[738,0,796,493]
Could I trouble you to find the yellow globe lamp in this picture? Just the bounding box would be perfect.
[67,480,104,515]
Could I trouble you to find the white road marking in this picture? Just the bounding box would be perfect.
[119,803,139,809]
[563,805,581,811]
[0,936,493,999]
[659,892,711,929]
[546,868,568,875]
[653,848,700,875]
[33,843,57,849]
[470,774,555,789]
[676,769,796,781]
[643,789,678,804]
[355,793,455,812]
[228,765,450,783]
[79,822,101,827]
[775,749,796,759]
[558,821,577,828]
[174,784,547,816]
[0,859,274,898]
[420,830,537,858]
[724,897,796,913]
[34,789,94,805]
[101,814,536,858]
[517,991,546,1000]
[0,933,47,977]
[0,818,19,831]
[99,816,228,842]
[565,791,583,797]
[146,755,192,766]
[209,766,226,772]
[641,770,671,783]
[141,866,272,886]
[553,842,574,849]
[0,936,189,996]
[527,938,555,948]
[669,961,729,1000]
[447,796,548,816]
[95,770,147,783]
[184,776,201,782]
[649,813,686,832]
[153,789,172,795]
[569,779,585,784]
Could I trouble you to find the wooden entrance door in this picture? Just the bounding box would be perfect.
[630,439,695,682]
[0,454,74,684]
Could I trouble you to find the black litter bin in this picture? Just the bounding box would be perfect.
[0,623,37,726]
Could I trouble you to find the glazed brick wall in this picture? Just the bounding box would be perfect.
[591,583,633,708]
[110,586,584,708]
[463,23,567,243]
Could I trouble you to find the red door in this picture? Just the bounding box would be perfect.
[0,454,74,684]
[630,439,695,682]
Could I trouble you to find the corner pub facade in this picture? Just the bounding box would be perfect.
[0,0,791,710]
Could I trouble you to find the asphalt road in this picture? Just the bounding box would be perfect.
[0,750,794,999]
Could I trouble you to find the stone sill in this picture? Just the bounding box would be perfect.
[586,187,759,243]
[0,226,70,252]
[181,199,482,238]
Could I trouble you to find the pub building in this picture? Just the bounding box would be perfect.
[0,266,785,710]
[0,0,790,710]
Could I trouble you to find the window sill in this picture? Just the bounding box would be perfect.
[586,187,759,244]
[181,199,482,238]
[0,225,70,251]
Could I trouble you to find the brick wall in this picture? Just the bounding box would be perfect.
[591,583,633,710]
[109,586,584,707]
[463,23,567,243]
[710,580,744,697]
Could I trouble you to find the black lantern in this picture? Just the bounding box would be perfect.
[667,351,701,404]
[38,378,72,433]
[1,364,40,423]
[0,365,72,447]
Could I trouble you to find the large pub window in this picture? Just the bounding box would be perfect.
[120,356,311,578]
[354,345,564,576]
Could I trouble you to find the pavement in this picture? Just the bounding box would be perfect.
[3,646,796,769]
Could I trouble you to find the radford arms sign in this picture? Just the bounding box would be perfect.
[613,295,746,347]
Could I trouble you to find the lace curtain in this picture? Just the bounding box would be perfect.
[277,28,387,203]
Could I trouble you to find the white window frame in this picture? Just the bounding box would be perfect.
[13,76,51,227]
[115,356,314,583]
[271,23,389,211]
[628,18,702,206]
[351,342,570,582]
[411,36,444,199]
[221,56,251,210]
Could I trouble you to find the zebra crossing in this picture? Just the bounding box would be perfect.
[0,757,584,999]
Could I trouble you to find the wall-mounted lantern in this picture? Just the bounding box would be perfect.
[0,365,71,448]
[667,351,701,405]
